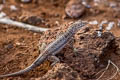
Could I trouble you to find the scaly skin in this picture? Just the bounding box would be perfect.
[0,20,87,78]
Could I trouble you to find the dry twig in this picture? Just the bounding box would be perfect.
[0,17,49,32]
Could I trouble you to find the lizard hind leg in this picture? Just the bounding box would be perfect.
[48,56,60,67]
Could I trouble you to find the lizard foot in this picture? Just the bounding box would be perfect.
[48,56,60,67]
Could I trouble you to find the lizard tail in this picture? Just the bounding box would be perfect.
[0,63,36,78]
[0,52,46,78]
[0,53,46,78]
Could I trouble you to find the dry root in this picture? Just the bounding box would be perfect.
[97,60,120,80]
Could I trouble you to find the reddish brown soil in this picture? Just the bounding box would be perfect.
[0,0,120,80]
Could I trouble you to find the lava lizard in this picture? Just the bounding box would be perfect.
[0,20,87,78]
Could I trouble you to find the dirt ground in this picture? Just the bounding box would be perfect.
[0,0,120,80]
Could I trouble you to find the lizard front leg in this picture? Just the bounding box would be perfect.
[39,42,47,53]
[48,56,60,66]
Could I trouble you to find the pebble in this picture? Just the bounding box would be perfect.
[65,0,85,18]
[106,22,115,31]
[94,0,100,2]
[109,2,117,8]
[97,31,102,37]
[25,16,44,25]
[99,20,108,30]
[2,0,5,4]
[0,0,5,4]
[10,5,18,11]
[20,0,32,3]
[82,0,91,8]
[0,5,3,11]
[0,12,6,18]
[97,20,108,37]
[118,19,120,27]
[93,0,100,6]
[100,20,108,25]
[89,20,98,25]
[5,43,13,50]
[82,1,87,6]
[55,21,60,26]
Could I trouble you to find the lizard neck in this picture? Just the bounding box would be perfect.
[64,25,81,37]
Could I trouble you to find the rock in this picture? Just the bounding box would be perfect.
[25,16,44,25]
[38,22,116,79]
[65,0,85,18]
[38,63,82,80]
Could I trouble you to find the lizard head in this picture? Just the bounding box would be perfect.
[74,20,88,28]
[69,20,88,33]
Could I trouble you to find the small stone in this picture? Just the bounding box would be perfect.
[117,19,120,27]
[16,42,21,46]
[106,22,115,31]
[99,20,108,30]
[5,43,13,50]
[97,31,102,37]
[25,16,44,25]
[0,5,3,11]
[2,0,5,4]
[93,0,100,6]
[0,12,6,18]
[55,21,60,26]
[65,0,85,18]
[100,20,108,25]
[94,0,100,2]
[20,0,32,3]
[10,5,18,11]
[109,2,117,8]
[89,20,98,25]
[0,0,5,4]
[82,1,91,8]
[82,1,87,5]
